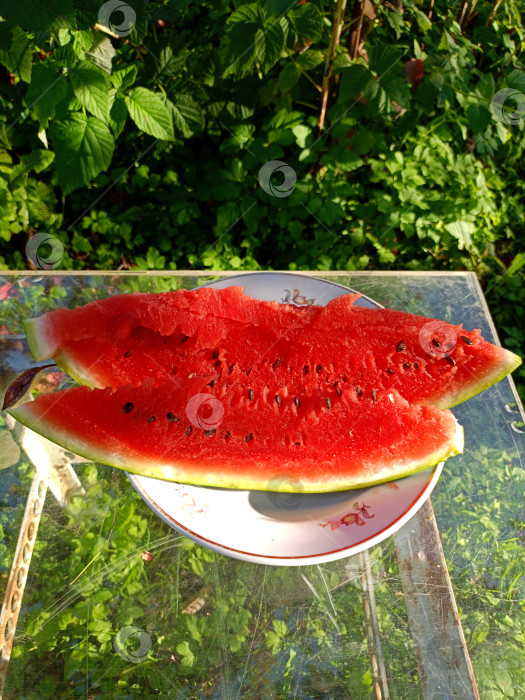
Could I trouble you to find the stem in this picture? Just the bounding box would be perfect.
[459,0,469,26]
[487,0,502,23]
[318,0,348,132]
[428,0,435,20]
[353,0,366,60]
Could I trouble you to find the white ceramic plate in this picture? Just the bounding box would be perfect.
[127,272,443,566]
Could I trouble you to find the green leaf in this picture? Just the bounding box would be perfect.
[380,73,411,109]
[414,9,432,32]
[507,252,525,277]
[221,4,284,76]
[505,69,525,93]
[109,94,128,138]
[85,34,116,73]
[339,65,371,103]
[466,103,491,134]
[296,50,325,70]
[9,150,54,187]
[176,641,195,667]
[49,113,114,194]
[125,87,174,140]
[256,18,285,73]
[110,65,138,91]
[445,220,475,251]
[164,90,205,138]
[369,45,403,75]
[25,62,68,128]
[278,62,300,91]
[288,4,323,43]
[0,26,32,82]
[70,61,110,122]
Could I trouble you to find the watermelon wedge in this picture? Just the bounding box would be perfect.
[5,286,521,492]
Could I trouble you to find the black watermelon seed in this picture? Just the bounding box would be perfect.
[336,387,342,396]
[148,416,156,423]
[228,364,235,374]
[356,386,363,397]
[445,356,456,366]
[123,402,134,414]
[204,428,216,437]
[172,367,177,375]
[246,366,252,376]
[275,395,282,406]
[303,365,309,375]
[225,431,231,440]
[212,350,219,360]
[166,413,179,422]
[343,376,348,383]
[387,368,394,375]
[181,335,189,343]
[403,362,410,370]
[461,335,473,345]
[272,358,281,369]
[294,397,300,407]
[214,360,221,369]
[414,361,419,369]
[396,341,407,352]
[208,380,216,387]
[432,338,441,348]
[124,350,132,358]
[371,389,378,402]
[248,389,254,401]
[245,433,253,442]
[325,398,332,409]
[295,441,300,447]
[186,425,192,436]
[316,364,322,374]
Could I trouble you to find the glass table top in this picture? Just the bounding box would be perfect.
[0,271,523,699]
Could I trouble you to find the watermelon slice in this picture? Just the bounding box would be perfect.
[5,287,520,492]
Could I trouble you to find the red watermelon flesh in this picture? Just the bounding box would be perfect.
[25,287,521,410]
[6,285,520,491]
[8,377,462,492]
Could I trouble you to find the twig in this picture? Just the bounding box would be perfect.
[487,0,502,23]
[318,0,348,132]
[352,1,366,60]
[458,0,469,26]
[428,0,435,20]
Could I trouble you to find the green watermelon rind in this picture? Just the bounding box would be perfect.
[24,317,51,362]
[6,402,464,493]
[432,350,522,409]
